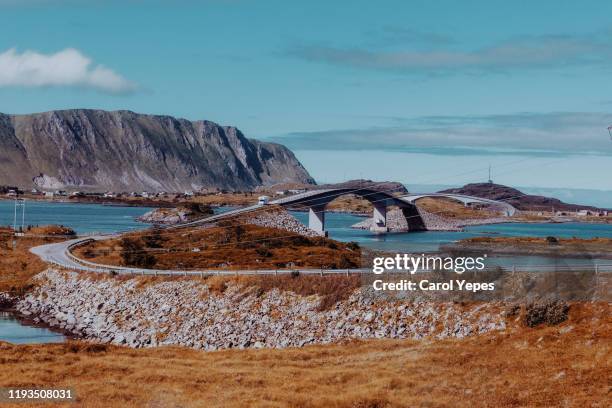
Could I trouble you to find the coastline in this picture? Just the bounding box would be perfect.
[13,269,507,349]
[442,240,612,260]
[0,195,175,208]
[0,294,77,341]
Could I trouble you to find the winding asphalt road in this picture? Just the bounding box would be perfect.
[30,236,113,272]
[29,235,612,276]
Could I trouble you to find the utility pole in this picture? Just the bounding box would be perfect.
[13,198,25,234]
[13,198,17,231]
[488,165,493,184]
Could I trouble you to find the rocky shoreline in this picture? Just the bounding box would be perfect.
[14,269,507,350]
[137,207,197,224]
[0,293,76,340]
[240,207,321,237]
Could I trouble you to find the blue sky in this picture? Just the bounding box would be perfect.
[1,0,612,196]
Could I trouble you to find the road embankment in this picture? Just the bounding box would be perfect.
[351,207,511,231]
[16,269,506,350]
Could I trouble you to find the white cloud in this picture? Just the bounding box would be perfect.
[0,48,137,94]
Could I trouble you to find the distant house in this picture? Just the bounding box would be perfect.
[576,210,592,217]
[6,189,17,197]
[288,189,306,194]
[275,190,287,196]
[44,191,55,198]
[103,192,116,198]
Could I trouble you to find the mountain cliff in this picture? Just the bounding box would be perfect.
[0,110,314,192]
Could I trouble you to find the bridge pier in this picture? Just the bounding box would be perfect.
[308,205,327,236]
[370,203,388,233]
[401,205,427,231]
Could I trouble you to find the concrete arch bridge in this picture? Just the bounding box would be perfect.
[271,188,425,235]
[172,188,517,236]
[270,189,517,235]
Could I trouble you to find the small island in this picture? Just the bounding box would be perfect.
[442,236,612,259]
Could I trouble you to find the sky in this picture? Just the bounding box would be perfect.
[1,0,612,198]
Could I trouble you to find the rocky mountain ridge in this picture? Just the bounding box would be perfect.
[0,109,314,192]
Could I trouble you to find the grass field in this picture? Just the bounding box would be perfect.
[73,223,362,271]
[0,226,71,296]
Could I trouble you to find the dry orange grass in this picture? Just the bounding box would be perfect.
[416,197,503,219]
[0,226,70,295]
[0,302,609,407]
[458,236,612,257]
[208,274,362,310]
[324,195,374,214]
[74,223,361,271]
[465,236,612,245]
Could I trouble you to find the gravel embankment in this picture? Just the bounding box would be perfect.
[352,207,510,232]
[137,208,193,224]
[15,269,506,350]
[241,208,321,237]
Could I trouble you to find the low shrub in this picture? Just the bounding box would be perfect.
[546,236,559,245]
[120,237,157,268]
[524,300,570,327]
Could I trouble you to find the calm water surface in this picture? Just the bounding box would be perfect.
[291,211,612,266]
[0,200,151,234]
[0,200,153,344]
[0,312,65,344]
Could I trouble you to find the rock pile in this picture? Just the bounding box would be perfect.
[352,207,510,232]
[16,269,506,350]
[0,292,15,309]
[241,207,320,237]
[417,208,463,231]
[137,208,194,224]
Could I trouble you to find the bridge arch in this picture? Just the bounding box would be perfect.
[270,188,425,235]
